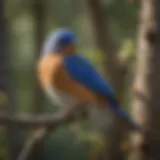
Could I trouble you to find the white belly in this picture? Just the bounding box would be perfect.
[44,85,81,108]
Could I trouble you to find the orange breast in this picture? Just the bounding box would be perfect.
[37,54,81,107]
[37,54,106,107]
[37,54,61,89]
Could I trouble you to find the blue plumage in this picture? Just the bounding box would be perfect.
[64,54,113,95]
[42,29,76,54]
[64,54,122,114]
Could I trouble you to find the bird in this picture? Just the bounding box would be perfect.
[37,28,140,129]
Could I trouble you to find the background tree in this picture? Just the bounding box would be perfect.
[29,1,45,160]
[0,1,24,160]
[84,0,135,159]
[130,0,160,159]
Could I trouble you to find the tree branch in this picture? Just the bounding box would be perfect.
[17,128,47,160]
[0,104,86,128]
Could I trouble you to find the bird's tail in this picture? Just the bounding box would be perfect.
[111,104,141,130]
[107,97,141,130]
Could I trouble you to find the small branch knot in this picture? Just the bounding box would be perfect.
[146,30,157,44]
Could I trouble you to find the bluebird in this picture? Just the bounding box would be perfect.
[37,29,139,128]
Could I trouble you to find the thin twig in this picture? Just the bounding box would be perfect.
[17,128,47,160]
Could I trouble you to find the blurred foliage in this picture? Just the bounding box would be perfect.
[106,0,138,41]
[119,39,135,63]
[0,133,8,160]
[0,92,8,107]
[80,48,104,66]
[44,127,90,160]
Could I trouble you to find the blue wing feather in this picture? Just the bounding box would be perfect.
[64,54,120,108]
[64,54,112,94]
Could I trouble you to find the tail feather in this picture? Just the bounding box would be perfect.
[106,95,141,130]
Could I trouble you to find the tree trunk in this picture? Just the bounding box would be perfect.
[84,0,128,160]
[29,1,45,160]
[129,0,160,159]
[32,0,45,113]
[0,1,24,160]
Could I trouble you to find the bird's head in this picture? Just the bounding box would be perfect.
[43,29,77,55]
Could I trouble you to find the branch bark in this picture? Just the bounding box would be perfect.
[0,104,87,128]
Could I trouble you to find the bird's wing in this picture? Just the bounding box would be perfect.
[38,54,99,104]
[64,55,116,98]
[64,55,121,110]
